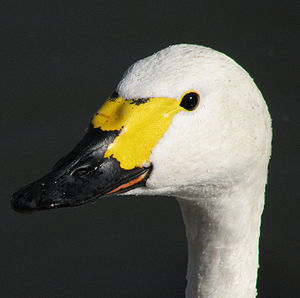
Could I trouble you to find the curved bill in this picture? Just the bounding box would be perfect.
[11,127,152,213]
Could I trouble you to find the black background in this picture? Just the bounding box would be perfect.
[1,1,299,297]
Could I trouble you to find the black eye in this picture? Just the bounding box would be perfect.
[180,92,200,111]
[111,91,119,98]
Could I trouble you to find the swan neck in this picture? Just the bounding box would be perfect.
[177,181,265,298]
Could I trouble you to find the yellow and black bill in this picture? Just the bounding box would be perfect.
[11,126,152,213]
[11,93,187,213]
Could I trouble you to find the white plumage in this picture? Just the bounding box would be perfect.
[120,44,272,297]
[11,44,272,298]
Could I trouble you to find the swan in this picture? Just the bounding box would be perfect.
[12,44,272,297]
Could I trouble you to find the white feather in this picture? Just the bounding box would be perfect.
[120,44,272,297]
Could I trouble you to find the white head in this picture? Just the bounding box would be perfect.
[117,44,272,198]
[12,43,272,211]
[12,44,272,297]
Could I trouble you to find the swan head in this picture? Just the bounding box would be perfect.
[118,44,272,198]
[11,44,272,211]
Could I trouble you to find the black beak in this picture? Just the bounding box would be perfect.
[11,127,152,213]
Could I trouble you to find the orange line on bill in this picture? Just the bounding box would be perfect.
[107,172,147,194]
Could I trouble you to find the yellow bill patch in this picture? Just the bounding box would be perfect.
[91,97,183,170]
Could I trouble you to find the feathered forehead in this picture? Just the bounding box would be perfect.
[117,44,243,100]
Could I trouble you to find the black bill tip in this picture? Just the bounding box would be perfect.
[11,185,39,214]
[11,127,152,213]
[11,158,152,213]
[11,180,58,213]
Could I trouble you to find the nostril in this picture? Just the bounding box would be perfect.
[71,166,95,177]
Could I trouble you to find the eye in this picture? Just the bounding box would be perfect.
[180,91,200,111]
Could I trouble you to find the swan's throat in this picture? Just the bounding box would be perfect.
[177,180,265,298]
